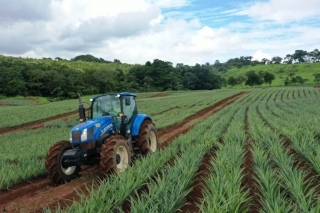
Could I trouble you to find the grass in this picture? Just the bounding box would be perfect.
[219,63,320,88]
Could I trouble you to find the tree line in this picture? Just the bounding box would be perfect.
[0,55,225,99]
[0,48,319,100]
[212,49,320,71]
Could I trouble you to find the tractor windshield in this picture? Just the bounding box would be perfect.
[91,95,120,119]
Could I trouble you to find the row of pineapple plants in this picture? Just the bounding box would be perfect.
[248,100,320,212]
[258,88,320,175]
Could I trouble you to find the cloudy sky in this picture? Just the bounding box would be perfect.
[0,0,319,65]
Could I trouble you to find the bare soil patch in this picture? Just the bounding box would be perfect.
[0,92,247,213]
[24,97,39,103]
[151,92,167,97]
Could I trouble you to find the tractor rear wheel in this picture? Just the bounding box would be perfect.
[136,120,159,155]
[100,135,132,174]
[45,141,80,184]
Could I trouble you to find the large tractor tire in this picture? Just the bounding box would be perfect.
[45,140,80,184]
[136,120,159,155]
[100,135,132,174]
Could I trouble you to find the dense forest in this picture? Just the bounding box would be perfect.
[0,49,320,100]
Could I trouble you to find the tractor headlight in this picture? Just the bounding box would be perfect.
[70,132,72,142]
[81,128,87,141]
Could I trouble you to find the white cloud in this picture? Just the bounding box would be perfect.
[146,0,192,8]
[252,50,272,61]
[0,0,320,65]
[242,0,320,23]
[0,0,52,23]
[0,21,50,54]
[59,6,161,41]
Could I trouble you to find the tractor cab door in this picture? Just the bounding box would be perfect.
[121,96,138,136]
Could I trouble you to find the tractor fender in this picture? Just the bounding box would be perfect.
[131,114,152,137]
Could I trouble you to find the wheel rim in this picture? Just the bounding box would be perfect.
[116,145,129,172]
[60,150,76,175]
[149,131,157,152]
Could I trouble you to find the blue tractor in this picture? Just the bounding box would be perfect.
[45,92,159,184]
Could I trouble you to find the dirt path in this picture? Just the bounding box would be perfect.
[0,92,247,213]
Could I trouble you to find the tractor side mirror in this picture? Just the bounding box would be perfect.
[125,97,131,106]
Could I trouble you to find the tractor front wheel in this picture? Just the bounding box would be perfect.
[100,135,132,174]
[45,141,80,184]
[136,120,159,155]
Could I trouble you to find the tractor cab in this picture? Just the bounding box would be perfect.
[90,93,138,137]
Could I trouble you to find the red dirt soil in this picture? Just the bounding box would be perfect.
[151,92,167,97]
[0,92,247,213]
[24,97,39,103]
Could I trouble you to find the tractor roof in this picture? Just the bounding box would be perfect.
[118,92,137,97]
[90,92,137,101]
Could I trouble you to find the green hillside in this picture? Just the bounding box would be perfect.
[219,63,320,87]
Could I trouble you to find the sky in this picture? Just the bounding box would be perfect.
[0,0,319,65]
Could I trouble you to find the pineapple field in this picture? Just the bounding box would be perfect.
[0,88,319,213]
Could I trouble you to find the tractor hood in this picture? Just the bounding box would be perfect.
[70,116,114,144]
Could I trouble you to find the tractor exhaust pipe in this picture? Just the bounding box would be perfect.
[77,93,86,122]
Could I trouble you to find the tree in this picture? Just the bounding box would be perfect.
[166,71,180,90]
[284,54,293,64]
[214,60,220,65]
[264,72,275,85]
[245,56,253,61]
[309,49,320,62]
[261,58,271,64]
[313,73,320,84]
[183,72,198,89]
[114,59,122,64]
[284,77,290,86]
[292,50,308,63]
[295,76,308,84]
[143,76,154,91]
[245,71,260,87]
[227,77,237,87]
[271,56,282,64]
[236,75,246,88]
[4,79,27,96]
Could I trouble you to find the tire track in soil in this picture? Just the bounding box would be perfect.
[256,106,320,195]
[0,92,248,213]
[242,107,261,213]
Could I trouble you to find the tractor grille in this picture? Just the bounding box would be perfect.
[72,131,81,142]
[88,126,94,139]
